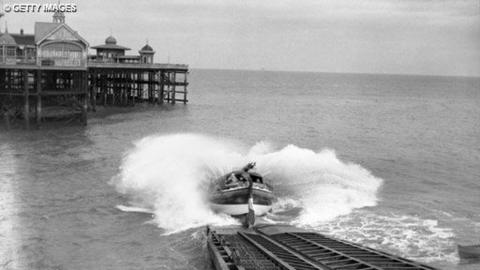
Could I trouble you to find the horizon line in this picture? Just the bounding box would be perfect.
[189,67,480,79]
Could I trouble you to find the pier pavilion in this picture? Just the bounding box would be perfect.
[0,11,188,128]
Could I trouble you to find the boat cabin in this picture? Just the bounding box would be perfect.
[225,171,264,186]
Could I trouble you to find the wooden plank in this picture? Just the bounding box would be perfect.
[207,235,232,270]
[238,232,309,270]
[40,91,87,96]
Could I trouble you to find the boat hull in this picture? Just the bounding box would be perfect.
[209,186,273,216]
[210,203,272,216]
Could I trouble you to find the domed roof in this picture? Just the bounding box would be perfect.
[105,35,117,45]
[0,33,17,46]
[140,44,154,51]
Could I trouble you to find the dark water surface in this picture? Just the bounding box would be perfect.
[1,70,479,269]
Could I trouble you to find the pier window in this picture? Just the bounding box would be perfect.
[40,42,84,67]
[7,47,16,57]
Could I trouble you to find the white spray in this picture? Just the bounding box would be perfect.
[112,133,383,233]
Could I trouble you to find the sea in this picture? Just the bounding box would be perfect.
[0,69,479,270]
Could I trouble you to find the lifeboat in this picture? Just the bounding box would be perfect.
[209,162,274,227]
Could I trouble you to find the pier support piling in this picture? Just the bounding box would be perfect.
[23,70,30,130]
[81,71,88,125]
[36,70,42,127]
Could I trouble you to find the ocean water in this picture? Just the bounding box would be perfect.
[0,69,479,269]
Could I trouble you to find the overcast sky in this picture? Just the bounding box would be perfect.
[3,0,480,77]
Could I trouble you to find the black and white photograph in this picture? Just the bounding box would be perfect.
[0,1,479,269]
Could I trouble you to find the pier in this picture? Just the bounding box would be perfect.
[207,224,439,270]
[0,11,188,129]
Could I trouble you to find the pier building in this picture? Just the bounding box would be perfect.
[0,11,188,128]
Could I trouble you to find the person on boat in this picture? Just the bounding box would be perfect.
[238,162,255,185]
[242,162,256,172]
[225,173,239,186]
[237,173,247,183]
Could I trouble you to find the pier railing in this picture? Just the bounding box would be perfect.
[38,57,86,67]
[87,60,188,71]
[0,56,36,65]
[0,56,188,71]
[0,56,86,67]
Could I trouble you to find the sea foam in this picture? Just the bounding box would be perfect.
[112,133,383,233]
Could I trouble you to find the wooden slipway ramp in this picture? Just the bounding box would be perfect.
[207,224,439,270]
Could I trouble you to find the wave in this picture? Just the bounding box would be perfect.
[316,211,458,264]
[116,205,154,214]
[254,145,383,226]
[112,133,383,233]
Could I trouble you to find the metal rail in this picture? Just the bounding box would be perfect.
[271,232,437,270]
[209,230,238,270]
[223,234,282,270]
[240,232,325,270]
[296,233,435,269]
[208,226,439,270]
